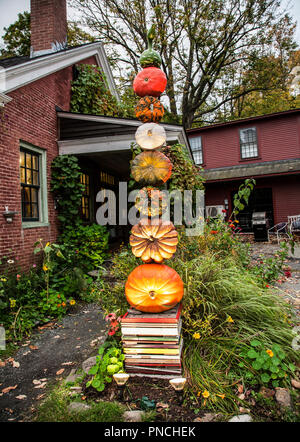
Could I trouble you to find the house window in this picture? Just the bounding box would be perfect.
[20,143,48,227]
[100,171,115,186]
[190,136,203,165]
[20,149,40,221]
[240,127,258,159]
[80,173,90,221]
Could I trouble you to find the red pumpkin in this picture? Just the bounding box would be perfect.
[133,67,167,97]
[125,263,184,313]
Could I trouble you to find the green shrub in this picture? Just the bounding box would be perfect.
[59,224,109,272]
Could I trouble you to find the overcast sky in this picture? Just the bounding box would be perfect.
[1,0,300,44]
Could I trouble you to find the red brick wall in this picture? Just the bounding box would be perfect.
[0,56,98,270]
[31,0,67,53]
[189,114,300,169]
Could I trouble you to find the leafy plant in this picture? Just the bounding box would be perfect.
[86,342,125,392]
[231,178,256,217]
[50,155,85,231]
[251,242,289,284]
[238,339,296,387]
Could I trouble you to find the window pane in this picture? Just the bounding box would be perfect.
[240,128,258,159]
[20,167,26,183]
[26,152,31,168]
[26,169,32,184]
[20,151,25,167]
[31,188,38,202]
[190,136,203,164]
[32,155,39,170]
[32,170,39,185]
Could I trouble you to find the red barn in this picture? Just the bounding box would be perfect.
[187,109,300,233]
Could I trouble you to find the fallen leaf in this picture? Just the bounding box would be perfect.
[34,382,47,389]
[2,385,18,394]
[56,368,65,375]
[5,408,13,414]
[29,345,38,350]
[61,362,74,366]
[36,394,46,400]
[0,361,6,367]
[237,384,244,394]
[12,361,20,368]
[32,379,41,385]
[15,395,27,400]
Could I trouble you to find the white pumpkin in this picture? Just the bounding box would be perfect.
[135,123,166,150]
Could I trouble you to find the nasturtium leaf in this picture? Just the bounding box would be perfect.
[261,373,270,383]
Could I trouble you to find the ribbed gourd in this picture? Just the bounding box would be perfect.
[131,151,172,185]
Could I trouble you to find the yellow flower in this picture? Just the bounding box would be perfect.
[266,349,274,358]
[70,300,76,306]
[202,390,210,398]
[216,393,226,399]
[45,242,50,247]
[226,316,234,323]
[10,299,16,308]
[43,264,48,271]
[234,220,239,223]
[193,332,200,339]
[0,277,7,282]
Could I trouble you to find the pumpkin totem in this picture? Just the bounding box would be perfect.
[125,25,184,313]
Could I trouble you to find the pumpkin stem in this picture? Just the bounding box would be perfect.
[147,24,156,50]
[149,290,156,299]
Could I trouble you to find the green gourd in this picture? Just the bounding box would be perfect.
[140,25,162,68]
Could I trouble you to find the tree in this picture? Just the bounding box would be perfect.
[0,12,31,58]
[0,12,95,59]
[69,0,297,128]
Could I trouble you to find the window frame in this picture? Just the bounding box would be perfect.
[239,127,259,160]
[80,172,91,222]
[189,135,203,165]
[20,142,48,228]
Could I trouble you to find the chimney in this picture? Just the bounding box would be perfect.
[30,0,67,58]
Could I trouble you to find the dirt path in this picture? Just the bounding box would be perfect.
[0,303,107,422]
[249,242,300,317]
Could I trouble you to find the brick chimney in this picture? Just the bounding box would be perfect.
[30,0,67,58]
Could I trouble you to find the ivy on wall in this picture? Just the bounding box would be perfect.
[51,155,85,232]
[70,64,134,117]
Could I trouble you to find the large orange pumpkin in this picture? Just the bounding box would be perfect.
[130,219,178,263]
[135,96,164,123]
[133,67,167,97]
[125,263,184,313]
[131,151,172,185]
[135,187,167,217]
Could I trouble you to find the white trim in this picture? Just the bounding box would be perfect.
[57,112,193,160]
[0,43,119,100]
[0,91,12,107]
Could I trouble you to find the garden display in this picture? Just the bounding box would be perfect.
[121,26,184,377]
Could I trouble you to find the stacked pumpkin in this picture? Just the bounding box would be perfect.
[125,26,184,314]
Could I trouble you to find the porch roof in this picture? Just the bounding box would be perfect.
[57,111,193,177]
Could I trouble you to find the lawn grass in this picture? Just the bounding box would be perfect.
[35,383,125,422]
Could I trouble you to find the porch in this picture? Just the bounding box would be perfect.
[57,111,192,241]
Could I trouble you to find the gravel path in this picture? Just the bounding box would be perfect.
[249,242,300,318]
[0,303,107,422]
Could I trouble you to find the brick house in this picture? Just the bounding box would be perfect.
[187,109,300,232]
[0,0,191,268]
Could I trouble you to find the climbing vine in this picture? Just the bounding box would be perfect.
[50,155,85,232]
[70,64,132,117]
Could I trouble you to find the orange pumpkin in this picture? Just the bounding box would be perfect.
[133,67,167,97]
[135,187,167,217]
[135,96,164,123]
[131,151,172,185]
[125,263,184,313]
[130,218,178,263]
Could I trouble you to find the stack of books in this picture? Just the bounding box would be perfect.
[120,303,182,378]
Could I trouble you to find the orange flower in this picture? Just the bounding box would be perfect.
[266,349,274,358]
[62,302,66,307]
[57,304,61,308]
